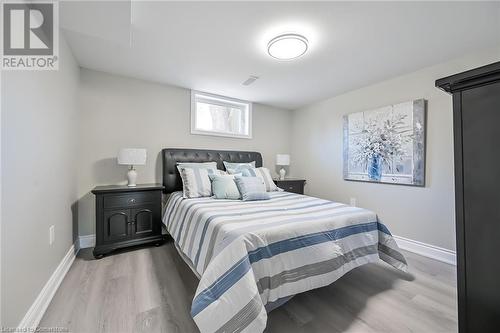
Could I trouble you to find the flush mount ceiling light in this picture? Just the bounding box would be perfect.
[267,33,308,60]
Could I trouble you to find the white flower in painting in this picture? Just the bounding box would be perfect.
[352,112,412,171]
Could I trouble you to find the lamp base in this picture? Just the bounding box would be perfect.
[127,167,137,187]
[279,168,286,180]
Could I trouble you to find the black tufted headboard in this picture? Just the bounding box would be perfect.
[162,148,263,193]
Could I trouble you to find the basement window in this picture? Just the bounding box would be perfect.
[191,90,252,139]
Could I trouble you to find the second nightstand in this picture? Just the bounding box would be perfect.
[273,178,306,194]
[91,183,165,258]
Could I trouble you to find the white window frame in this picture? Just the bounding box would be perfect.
[191,90,253,139]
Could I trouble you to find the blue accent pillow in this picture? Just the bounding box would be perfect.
[209,174,241,200]
[241,167,280,192]
[234,176,270,201]
[223,161,256,174]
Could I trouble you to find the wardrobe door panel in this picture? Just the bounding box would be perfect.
[461,81,500,332]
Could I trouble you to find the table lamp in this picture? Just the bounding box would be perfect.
[276,154,290,180]
[117,148,147,187]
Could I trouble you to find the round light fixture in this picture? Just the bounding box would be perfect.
[267,33,308,60]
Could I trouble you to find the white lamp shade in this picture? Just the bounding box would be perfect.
[276,154,290,166]
[117,148,147,165]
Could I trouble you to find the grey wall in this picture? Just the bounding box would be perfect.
[290,46,500,251]
[1,35,80,326]
[77,69,292,236]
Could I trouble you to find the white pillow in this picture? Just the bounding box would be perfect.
[177,166,220,198]
[242,167,279,192]
[177,161,217,169]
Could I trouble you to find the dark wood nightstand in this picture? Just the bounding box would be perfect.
[273,178,306,194]
[91,183,165,258]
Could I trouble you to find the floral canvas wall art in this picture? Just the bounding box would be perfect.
[343,99,426,186]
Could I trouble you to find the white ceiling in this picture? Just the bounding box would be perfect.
[61,1,500,110]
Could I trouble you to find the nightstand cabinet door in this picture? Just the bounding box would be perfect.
[103,209,130,242]
[132,205,160,237]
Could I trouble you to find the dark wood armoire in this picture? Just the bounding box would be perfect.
[436,62,500,333]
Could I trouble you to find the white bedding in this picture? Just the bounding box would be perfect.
[163,191,408,333]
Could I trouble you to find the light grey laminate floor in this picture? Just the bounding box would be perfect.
[40,242,457,333]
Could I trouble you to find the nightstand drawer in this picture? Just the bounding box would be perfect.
[274,179,306,194]
[103,191,158,209]
[280,181,302,193]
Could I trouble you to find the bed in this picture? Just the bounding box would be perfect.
[161,148,408,333]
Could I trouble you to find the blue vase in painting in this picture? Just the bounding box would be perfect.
[368,155,382,181]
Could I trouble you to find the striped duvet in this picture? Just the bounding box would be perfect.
[163,191,408,333]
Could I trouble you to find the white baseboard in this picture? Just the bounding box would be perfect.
[77,232,456,265]
[393,235,456,266]
[78,234,96,249]
[18,245,77,330]
[78,233,456,265]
